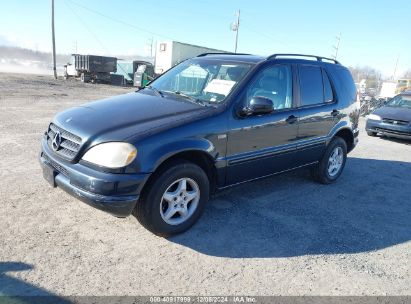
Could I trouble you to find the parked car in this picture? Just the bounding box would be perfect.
[40,53,359,236]
[366,92,411,139]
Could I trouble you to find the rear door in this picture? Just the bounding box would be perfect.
[294,65,339,165]
[226,64,299,184]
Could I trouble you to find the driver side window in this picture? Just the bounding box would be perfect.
[246,65,293,110]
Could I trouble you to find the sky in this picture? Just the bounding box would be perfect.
[0,0,410,77]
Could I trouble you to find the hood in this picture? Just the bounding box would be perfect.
[53,92,212,143]
[373,106,411,122]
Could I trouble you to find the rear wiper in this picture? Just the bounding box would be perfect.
[146,86,164,98]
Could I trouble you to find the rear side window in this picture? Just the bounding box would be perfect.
[334,67,357,102]
[299,65,336,106]
[322,70,334,102]
[299,66,324,106]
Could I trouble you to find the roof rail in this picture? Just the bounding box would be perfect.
[197,52,251,57]
[267,53,340,65]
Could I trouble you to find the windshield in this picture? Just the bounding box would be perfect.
[397,80,410,86]
[147,59,251,104]
[387,95,411,108]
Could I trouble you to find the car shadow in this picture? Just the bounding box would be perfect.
[378,135,411,145]
[169,157,411,258]
[0,262,71,303]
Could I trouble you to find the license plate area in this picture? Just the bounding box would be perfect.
[43,163,57,187]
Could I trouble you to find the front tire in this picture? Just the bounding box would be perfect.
[311,137,347,184]
[367,131,377,137]
[133,161,210,236]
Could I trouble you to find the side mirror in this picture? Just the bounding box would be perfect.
[241,96,274,116]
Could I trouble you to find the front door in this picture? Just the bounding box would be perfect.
[226,64,299,185]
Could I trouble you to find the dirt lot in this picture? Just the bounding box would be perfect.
[0,73,410,297]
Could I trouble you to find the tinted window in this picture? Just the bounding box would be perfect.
[322,70,334,102]
[247,65,293,110]
[334,67,356,102]
[299,66,324,106]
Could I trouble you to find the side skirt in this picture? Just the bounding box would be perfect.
[217,161,319,190]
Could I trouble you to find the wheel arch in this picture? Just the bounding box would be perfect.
[141,148,219,197]
[333,128,354,153]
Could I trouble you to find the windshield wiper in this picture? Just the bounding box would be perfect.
[145,86,164,98]
[169,91,208,106]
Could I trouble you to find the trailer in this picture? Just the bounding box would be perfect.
[154,41,226,75]
[64,54,117,83]
[379,82,397,99]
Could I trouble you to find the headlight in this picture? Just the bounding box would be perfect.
[367,114,382,121]
[82,142,137,168]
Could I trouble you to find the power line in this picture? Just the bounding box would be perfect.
[63,0,130,77]
[66,0,175,41]
[240,21,292,51]
[64,0,111,54]
[65,1,293,56]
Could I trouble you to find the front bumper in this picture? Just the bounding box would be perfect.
[39,138,150,217]
[366,119,411,140]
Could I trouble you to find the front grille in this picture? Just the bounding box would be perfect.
[382,118,409,126]
[47,123,82,160]
[42,153,69,177]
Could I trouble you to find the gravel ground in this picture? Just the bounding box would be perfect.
[0,73,410,297]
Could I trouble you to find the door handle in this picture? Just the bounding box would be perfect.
[331,109,340,117]
[286,115,298,124]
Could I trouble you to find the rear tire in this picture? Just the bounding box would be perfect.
[367,131,377,137]
[133,160,210,237]
[311,137,347,184]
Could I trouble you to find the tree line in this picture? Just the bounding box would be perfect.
[348,66,411,90]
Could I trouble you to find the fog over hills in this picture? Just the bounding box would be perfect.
[0,46,152,76]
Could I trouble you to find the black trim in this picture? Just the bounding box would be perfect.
[227,143,296,165]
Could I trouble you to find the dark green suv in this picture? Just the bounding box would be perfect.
[40,53,359,236]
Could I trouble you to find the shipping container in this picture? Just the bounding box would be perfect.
[154,41,226,74]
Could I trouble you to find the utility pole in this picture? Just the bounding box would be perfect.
[332,32,341,60]
[231,10,240,53]
[145,37,154,58]
[51,0,57,79]
[149,37,154,58]
[393,55,399,80]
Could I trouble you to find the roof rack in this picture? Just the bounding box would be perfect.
[267,54,340,65]
[197,52,251,57]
